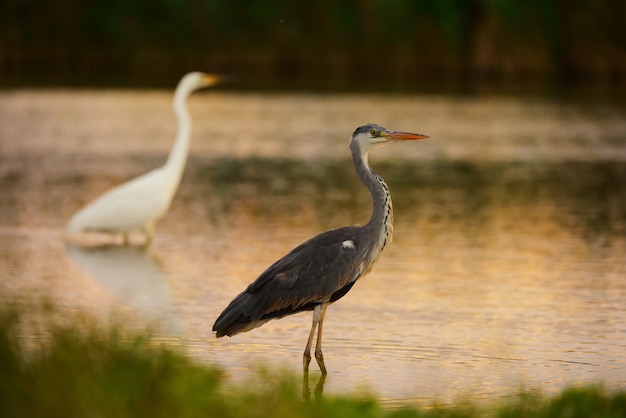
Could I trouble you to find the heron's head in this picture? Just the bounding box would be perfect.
[351,123,429,152]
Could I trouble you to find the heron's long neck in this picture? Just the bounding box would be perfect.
[164,87,193,189]
[351,141,394,260]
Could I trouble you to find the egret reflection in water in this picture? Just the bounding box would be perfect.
[65,244,179,334]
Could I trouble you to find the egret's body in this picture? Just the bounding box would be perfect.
[213,124,429,373]
[66,72,221,245]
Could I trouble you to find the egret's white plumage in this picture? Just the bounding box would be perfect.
[66,72,221,245]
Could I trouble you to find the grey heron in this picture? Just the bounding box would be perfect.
[213,124,429,373]
[66,72,223,245]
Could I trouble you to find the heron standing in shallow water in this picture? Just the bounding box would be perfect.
[66,72,223,246]
[213,124,429,374]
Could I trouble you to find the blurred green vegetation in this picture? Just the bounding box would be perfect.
[1,303,625,417]
[1,0,625,90]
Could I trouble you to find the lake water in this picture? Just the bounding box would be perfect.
[0,89,625,404]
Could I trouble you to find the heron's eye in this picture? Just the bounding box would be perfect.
[370,129,378,137]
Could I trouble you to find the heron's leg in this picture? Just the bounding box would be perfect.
[303,313,318,373]
[314,303,328,374]
[303,304,325,373]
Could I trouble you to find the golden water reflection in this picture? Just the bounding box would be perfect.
[0,90,625,403]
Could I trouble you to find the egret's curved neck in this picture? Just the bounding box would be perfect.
[164,85,193,188]
[350,140,394,257]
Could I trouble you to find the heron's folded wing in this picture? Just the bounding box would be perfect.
[243,226,363,320]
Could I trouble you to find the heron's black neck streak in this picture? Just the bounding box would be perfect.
[367,168,394,250]
[350,141,394,266]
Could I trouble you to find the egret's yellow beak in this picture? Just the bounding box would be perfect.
[383,130,430,141]
[201,74,222,86]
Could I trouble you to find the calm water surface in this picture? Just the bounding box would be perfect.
[0,90,625,404]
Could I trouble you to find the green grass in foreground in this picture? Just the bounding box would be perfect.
[1,305,625,418]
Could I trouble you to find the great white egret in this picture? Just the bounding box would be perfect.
[213,124,429,373]
[66,72,222,245]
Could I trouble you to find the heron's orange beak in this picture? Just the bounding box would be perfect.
[384,131,430,141]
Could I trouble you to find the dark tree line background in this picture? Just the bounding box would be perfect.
[1,0,625,90]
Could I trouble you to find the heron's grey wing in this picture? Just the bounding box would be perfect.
[247,227,363,316]
[213,226,364,336]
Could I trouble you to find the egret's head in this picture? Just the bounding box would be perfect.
[186,71,222,88]
[177,72,225,96]
[351,123,429,152]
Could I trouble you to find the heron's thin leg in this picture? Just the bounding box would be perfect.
[303,304,325,373]
[303,317,317,373]
[314,303,328,374]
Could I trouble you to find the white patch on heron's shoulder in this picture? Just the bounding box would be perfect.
[342,240,355,249]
